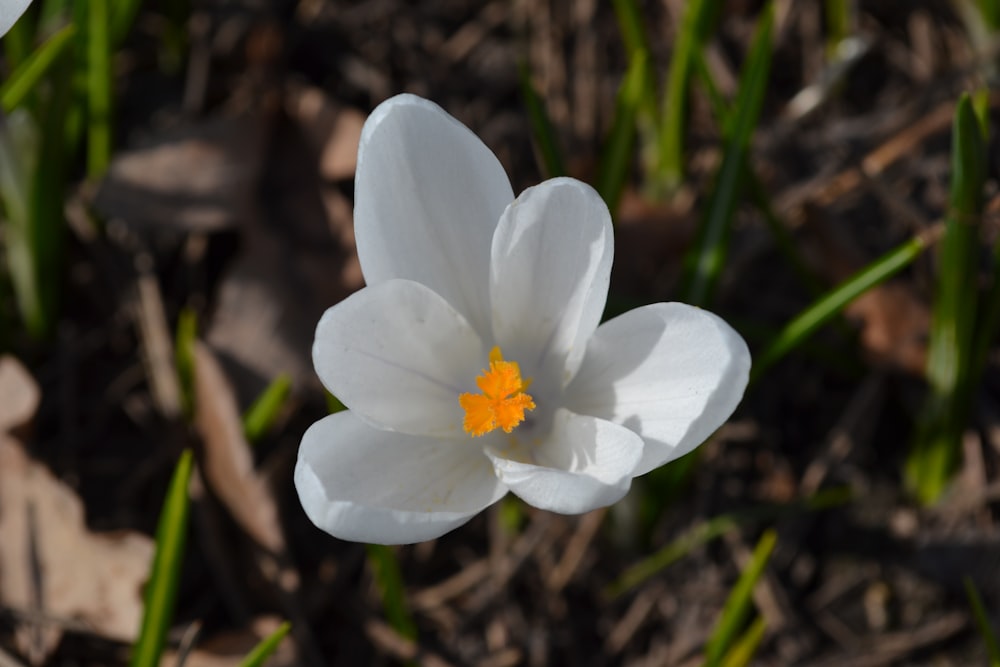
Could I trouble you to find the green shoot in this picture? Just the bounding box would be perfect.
[518,63,566,179]
[702,530,777,667]
[366,545,418,641]
[243,374,292,445]
[596,52,648,215]
[906,94,986,504]
[680,2,773,307]
[0,23,77,113]
[130,450,194,667]
[658,0,714,191]
[720,616,767,667]
[87,0,112,180]
[964,576,1000,666]
[605,488,849,599]
[239,622,292,667]
[174,308,198,419]
[751,232,931,382]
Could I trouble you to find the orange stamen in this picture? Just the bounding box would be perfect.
[459,347,536,437]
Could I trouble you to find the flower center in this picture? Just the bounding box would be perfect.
[459,346,536,437]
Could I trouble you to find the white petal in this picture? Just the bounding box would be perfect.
[295,412,507,544]
[354,94,514,335]
[485,409,642,514]
[313,279,485,436]
[0,0,31,37]
[490,178,613,387]
[566,303,750,476]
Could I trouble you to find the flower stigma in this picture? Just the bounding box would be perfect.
[459,346,536,437]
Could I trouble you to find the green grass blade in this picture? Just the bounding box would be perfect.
[110,0,145,46]
[174,308,197,419]
[3,8,35,71]
[596,53,648,215]
[702,530,777,667]
[605,487,849,599]
[239,621,292,667]
[87,0,112,180]
[964,576,1000,666]
[130,450,194,667]
[366,544,417,641]
[751,233,930,382]
[0,23,77,113]
[824,0,852,57]
[680,3,773,307]
[610,0,658,122]
[906,94,986,504]
[658,0,714,190]
[243,374,292,444]
[720,616,767,667]
[518,63,565,179]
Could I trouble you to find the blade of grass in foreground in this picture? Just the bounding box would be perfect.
[702,530,776,667]
[605,487,849,599]
[720,616,767,667]
[964,576,1000,666]
[680,2,773,307]
[243,374,292,445]
[239,621,292,667]
[751,231,933,382]
[130,450,194,667]
[0,23,77,113]
[366,544,417,641]
[518,63,566,179]
[906,94,986,505]
[596,53,648,215]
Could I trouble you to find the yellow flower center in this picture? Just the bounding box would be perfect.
[459,346,536,437]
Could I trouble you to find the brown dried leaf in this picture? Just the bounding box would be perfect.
[0,355,40,432]
[193,341,285,553]
[0,438,153,657]
[160,616,296,667]
[94,114,266,232]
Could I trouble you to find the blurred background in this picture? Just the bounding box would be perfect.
[1,0,1000,665]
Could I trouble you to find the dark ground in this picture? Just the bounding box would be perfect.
[2,0,1000,665]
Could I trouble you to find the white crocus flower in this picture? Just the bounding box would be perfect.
[295,94,751,545]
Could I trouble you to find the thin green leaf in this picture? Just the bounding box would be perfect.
[605,487,849,599]
[964,576,1000,666]
[824,0,852,57]
[907,94,986,504]
[130,450,194,667]
[610,0,658,122]
[110,0,145,46]
[239,621,292,667]
[87,0,112,180]
[243,374,292,444]
[0,23,77,113]
[680,2,773,306]
[596,53,648,215]
[366,544,417,641]
[703,530,777,667]
[174,308,197,419]
[2,8,35,71]
[751,232,931,382]
[658,0,714,190]
[518,63,565,179]
[720,616,767,667]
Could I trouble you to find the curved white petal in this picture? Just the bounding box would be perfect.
[295,412,507,544]
[0,0,31,37]
[566,303,750,476]
[354,94,514,335]
[485,409,641,514]
[490,178,613,387]
[313,279,485,436]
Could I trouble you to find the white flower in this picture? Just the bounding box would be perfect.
[295,94,751,545]
[0,0,32,38]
